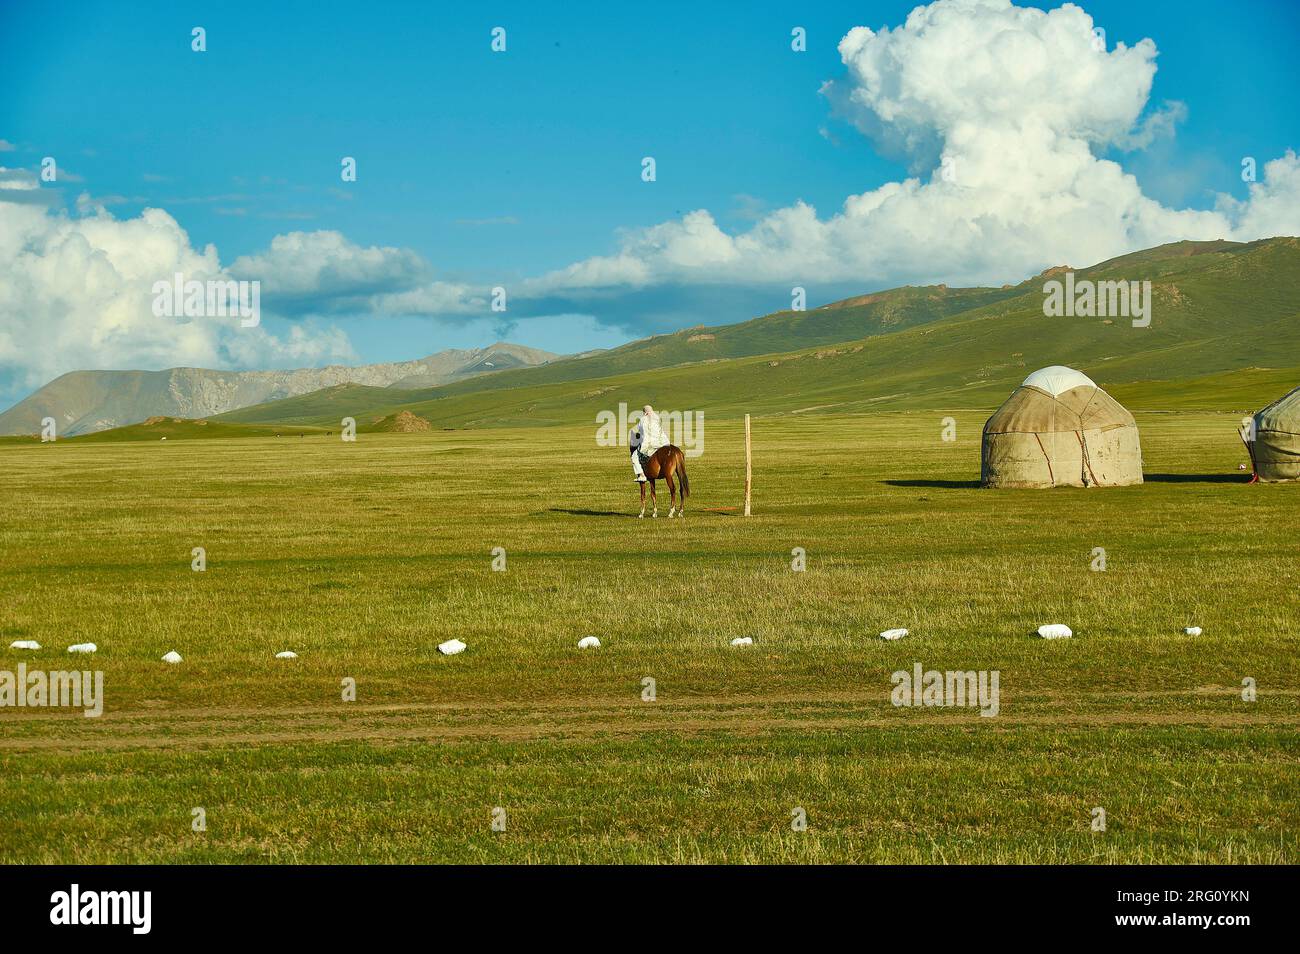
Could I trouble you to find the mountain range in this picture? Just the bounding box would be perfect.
[0,342,557,436]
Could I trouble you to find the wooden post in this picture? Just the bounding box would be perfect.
[744,414,752,517]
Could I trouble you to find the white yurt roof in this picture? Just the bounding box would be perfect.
[1021,366,1097,397]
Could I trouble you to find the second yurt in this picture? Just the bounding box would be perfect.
[982,366,1143,488]
[1247,385,1300,481]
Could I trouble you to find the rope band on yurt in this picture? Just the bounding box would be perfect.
[1033,432,1055,486]
[1074,430,1098,487]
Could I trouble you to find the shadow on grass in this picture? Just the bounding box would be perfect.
[546,507,731,518]
[884,479,982,489]
[546,508,630,517]
[887,475,1250,488]
[1144,473,1251,484]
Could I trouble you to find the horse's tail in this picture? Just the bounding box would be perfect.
[677,448,689,498]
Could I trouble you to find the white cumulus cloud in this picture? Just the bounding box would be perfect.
[231,230,427,300]
[524,0,1298,301]
[0,180,355,398]
[229,229,489,320]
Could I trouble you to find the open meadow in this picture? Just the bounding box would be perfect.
[0,411,1296,863]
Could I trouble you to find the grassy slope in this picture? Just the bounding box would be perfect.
[208,385,424,431]
[207,238,1300,434]
[0,419,322,446]
[209,284,1019,428]
[0,412,1296,862]
[446,283,1024,389]
[75,420,331,442]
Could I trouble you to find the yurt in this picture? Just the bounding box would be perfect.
[1246,385,1300,481]
[981,366,1143,488]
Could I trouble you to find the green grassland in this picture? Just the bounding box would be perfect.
[1,237,1296,863]
[1,408,1296,863]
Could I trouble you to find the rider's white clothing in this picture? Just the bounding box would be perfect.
[639,410,668,457]
[629,425,647,481]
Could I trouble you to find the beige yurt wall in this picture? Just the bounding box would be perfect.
[982,366,1143,489]
[1250,385,1300,481]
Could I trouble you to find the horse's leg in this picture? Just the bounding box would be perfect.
[666,469,677,518]
[650,478,657,518]
[638,481,645,518]
[677,451,687,518]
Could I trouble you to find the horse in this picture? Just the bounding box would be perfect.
[637,444,690,518]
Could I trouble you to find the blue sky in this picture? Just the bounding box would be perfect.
[1,0,1297,402]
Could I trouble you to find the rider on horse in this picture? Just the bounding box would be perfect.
[627,403,689,518]
[630,404,667,482]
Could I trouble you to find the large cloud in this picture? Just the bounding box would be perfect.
[0,181,355,397]
[227,230,494,322]
[1219,151,1300,239]
[230,230,431,311]
[521,0,1297,308]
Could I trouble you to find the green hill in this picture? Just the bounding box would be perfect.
[69,417,331,442]
[471,281,1023,386]
[203,283,1020,429]
[207,384,400,427]
[205,237,1299,430]
[20,237,1300,443]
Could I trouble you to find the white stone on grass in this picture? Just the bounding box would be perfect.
[161,651,183,664]
[67,643,97,654]
[1183,627,1203,636]
[730,637,753,646]
[9,640,40,650]
[879,628,908,641]
[1037,624,1073,639]
[437,639,467,656]
[275,651,298,659]
[577,636,601,649]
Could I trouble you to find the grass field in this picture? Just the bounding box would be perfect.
[1,411,1297,863]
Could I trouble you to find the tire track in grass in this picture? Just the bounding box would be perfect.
[1,695,1295,753]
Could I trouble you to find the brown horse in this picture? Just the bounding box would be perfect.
[638,444,690,518]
